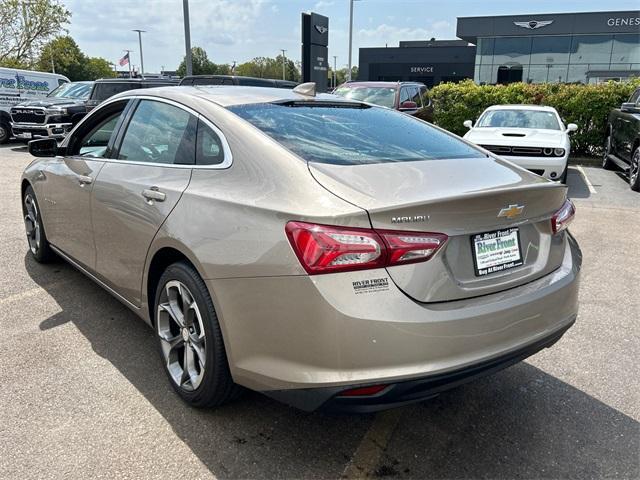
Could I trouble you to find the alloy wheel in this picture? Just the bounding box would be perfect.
[631,149,640,187]
[24,194,41,255]
[157,280,207,391]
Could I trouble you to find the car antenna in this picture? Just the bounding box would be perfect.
[293,82,316,97]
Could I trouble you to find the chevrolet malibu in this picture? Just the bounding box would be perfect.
[463,105,577,183]
[21,85,581,412]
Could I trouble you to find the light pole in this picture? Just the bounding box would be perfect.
[333,55,337,88]
[132,29,146,76]
[347,0,361,81]
[183,0,193,76]
[280,49,287,80]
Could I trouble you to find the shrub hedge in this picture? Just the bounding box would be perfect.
[430,79,640,156]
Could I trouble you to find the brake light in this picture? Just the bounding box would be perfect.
[551,199,575,234]
[379,231,448,266]
[285,221,448,274]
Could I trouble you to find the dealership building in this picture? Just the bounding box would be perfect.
[357,10,640,86]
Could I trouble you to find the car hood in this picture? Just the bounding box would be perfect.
[464,127,566,147]
[12,97,86,109]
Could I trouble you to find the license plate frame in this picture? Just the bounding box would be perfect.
[471,227,524,277]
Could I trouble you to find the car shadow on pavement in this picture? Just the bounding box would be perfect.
[26,254,639,480]
[566,167,592,199]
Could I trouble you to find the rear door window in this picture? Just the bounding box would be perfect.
[117,100,196,165]
[196,120,225,165]
[229,103,484,165]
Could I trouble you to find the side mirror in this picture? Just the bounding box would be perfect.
[28,138,59,157]
[621,102,639,113]
[566,123,578,133]
[399,101,418,110]
[463,120,473,129]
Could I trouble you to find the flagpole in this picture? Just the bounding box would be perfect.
[123,49,133,78]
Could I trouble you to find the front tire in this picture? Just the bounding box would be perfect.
[630,147,640,192]
[23,185,55,263]
[154,261,241,407]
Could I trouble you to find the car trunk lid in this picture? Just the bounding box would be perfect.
[309,156,568,302]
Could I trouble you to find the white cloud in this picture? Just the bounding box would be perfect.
[356,21,453,47]
[313,1,334,11]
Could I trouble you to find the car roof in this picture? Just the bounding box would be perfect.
[484,104,558,112]
[338,81,425,88]
[111,85,361,108]
[95,78,178,84]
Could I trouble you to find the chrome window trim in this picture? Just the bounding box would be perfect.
[65,94,233,170]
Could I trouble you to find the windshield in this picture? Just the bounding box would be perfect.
[228,103,484,166]
[333,86,396,109]
[476,109,561,130]
[47,82,93,99]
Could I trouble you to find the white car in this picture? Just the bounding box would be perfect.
[463,105,577,183]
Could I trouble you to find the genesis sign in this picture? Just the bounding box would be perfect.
[607,16,640,26]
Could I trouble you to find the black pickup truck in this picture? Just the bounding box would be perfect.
[10,78,177,141]
[603,87,640,192]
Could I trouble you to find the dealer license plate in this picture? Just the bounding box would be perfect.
[23,132,32,139]
[471,228,523,277]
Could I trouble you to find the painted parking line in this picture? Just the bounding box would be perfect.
[343,406,414,479]
[575,166,597,194]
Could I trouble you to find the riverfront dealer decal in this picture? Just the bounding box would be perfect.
[352,277,390,295]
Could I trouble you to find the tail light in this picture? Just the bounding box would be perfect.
[285,221,448,274]
[551,199,575,234]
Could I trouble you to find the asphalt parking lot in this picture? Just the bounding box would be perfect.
[0,142,638,480]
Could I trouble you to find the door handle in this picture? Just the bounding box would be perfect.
[77,175,93,186]
[142,187,166,202]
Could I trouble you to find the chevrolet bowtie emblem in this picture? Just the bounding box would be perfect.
[498,204,525,219]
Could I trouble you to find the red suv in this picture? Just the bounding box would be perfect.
[333,81,433,122]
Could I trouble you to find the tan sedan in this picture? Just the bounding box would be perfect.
[21,85,581,412]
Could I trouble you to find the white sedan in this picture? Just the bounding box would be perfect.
[463,105,577,183]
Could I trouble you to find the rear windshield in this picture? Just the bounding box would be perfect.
[476,109,560,130]
[228,103,484,165]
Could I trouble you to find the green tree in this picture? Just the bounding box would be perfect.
[0,0,70,68]
[36,35,84,80]
[176,46,229,77]
[83,57,116,80]
[36,36,115,81]
[235,55,299,81]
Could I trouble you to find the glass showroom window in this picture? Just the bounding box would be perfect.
[492,37,532,66]
[530,36,571,65]
[528,65,569,83]
[569,35,614,65]
[567,64,610,83]
[611,34,640,64]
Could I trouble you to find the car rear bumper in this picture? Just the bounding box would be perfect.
[208,233,581,411]
[502,155,569,180]
[268,317,575,413]
[11,122,72,139]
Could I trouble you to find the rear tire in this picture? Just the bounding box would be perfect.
[602,132,616,171]
[23,186,55,263]
[154,261,242,407]
[630,147,640,192]
[0,120,10,144]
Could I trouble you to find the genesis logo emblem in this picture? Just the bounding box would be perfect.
[514,20,554,29]
[497,204,525,219]
[314,24,328,34]
[391,214,430,224]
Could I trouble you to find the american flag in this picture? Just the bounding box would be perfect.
[118,52,130,66]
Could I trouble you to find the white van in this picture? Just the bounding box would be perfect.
[0,67,69,143]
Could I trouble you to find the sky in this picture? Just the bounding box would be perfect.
[64,0,640,73]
